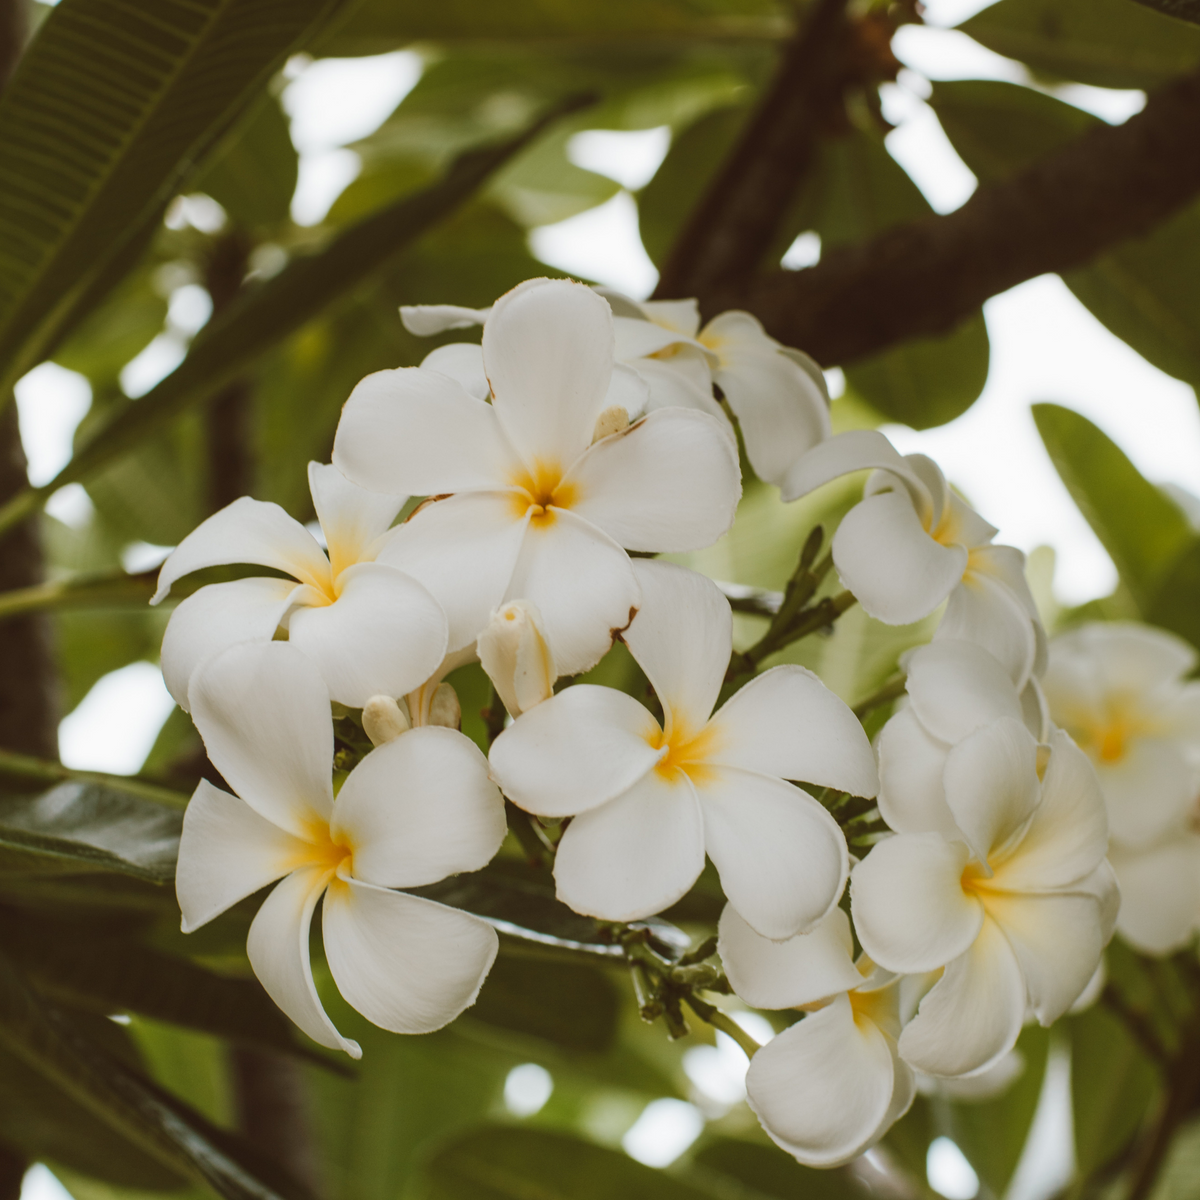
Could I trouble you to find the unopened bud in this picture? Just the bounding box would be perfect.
[477,600,556,718]
[592,405,630,443]
[362,695,411,746]
[428,682,461,729]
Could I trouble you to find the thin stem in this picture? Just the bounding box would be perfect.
[0,747,189,808]
[684,994,762,1060]
[853,674,907,720]
[0,569,156,621]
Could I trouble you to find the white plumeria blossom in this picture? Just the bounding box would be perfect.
[489,560,878,940]
[1043,621,1200,954]
[477,600,556,719]
[782,430,1046,688]
[852,719,1117,1078]
[176,642,506,1059]
[336,278,741,676]
[718,903,915,1167]
[153,462,447,709]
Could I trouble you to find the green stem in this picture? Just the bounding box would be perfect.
[684,994,762,1059]
[853,673,907,720]
[0,486,40,544]
[0,748,189,809]
[0,569,156,621]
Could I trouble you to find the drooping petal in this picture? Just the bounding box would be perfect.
[308,462,406,577]
[177,779,313,932]
[936,570,1037,688]
[1110,835,1200,955]
[246,865,360,1058]
[875,709,958,837]
[934,489,999,551]
[898,916,1025,1078]
[187,642,335,837]
[851,834,982,974]
[699,767,849,940]
[152,497,330,603]
[707,665,878,798]
[399,303,490,335]
[483,279,613,468]
[420,342,489,400]
[832,491,967,626]
[564,408,741,553]
[377,492,529,652]
[781,429,931,515]
[322,875,498,1035]
[286,563,448,708]
[502,507,640,677]
[985,889,1108,1026]
[890,452,950,530]
[333,367,519,497]
[1097,737,1196,849]
[718,904,861,1011]
[552,770,706,921]
[746,993,897,1168]
[160,577,299,710]
[942,719,1041,869]
[622,561,731,732]
[904,639,1024,745]
[332,726,504,888]
[993,729,1108,891]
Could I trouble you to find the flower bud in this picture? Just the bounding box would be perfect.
[428,682,461,729]
[477,600,556,718]
[362,695,411,746]
[591,405,630,443]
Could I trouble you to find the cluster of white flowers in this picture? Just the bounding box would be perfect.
[156,276,1186,1169]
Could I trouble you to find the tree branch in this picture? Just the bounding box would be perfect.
[712,64,1200,365]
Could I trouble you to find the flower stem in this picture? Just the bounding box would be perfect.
[853,673,907,720]
[684,993,762,1059]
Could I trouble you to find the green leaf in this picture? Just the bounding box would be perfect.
[1032,403,1193,610]
[1146,539,1200,649]
[958,0,1200,89]
[415,1126,726,1199]
[0,0,345,391]
[692,1136,867,1198]
[1131,0,1200,23]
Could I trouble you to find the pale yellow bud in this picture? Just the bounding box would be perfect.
[362,695,411,746]
[428,682,461,729]
[591,405,630,443]
[477,600,556,719]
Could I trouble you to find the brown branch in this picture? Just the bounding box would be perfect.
[712,64,1200,365]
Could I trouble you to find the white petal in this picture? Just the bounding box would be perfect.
[898,916,1025,1078]
[699,767,849,940]
[833,491,967,625]
[1065,620,1196,694]
[718,903,861,1010]
[876,709,959,836]
[333,367,519,496]
[936,489,999,551]
[942,718,1041,869]
[639,297,701,336]
[746,993,897,1168]
[419,342,490,400]
[323,876,498,1035]
[781,429,931,514]
[502,507,640,677]
[489,685,660,818]
[552,770,706,921]
[247,866,360,1058]
[176,779,312,932]
[612,314,703,359]
[564,408,741,553]
[994,729,1109,891]
[602,363,651,422]
[483,279,612,468]
[188,642,335,836]
[399,303,490,335]
[633,351,726,424]
[332,726,504,888]
[623,560,730,732]
[985,890,1108,1025]
[851,834,982,974]
[708,665,879,798]
[308,462,406,575]
[1110,835,1200,954]
[1097,737,1196,849]
[152,497,330,603]
[936,571,1037,689]
[286,563,448,707]
[891,453,951,530]
[377,492,529,652]
[904,639,1024,745]
[160,577,299,710]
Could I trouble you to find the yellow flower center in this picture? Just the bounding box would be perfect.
[1067,698,1153,766]
[645,720,722,787]
[298,820,354,878]
[509,460,579,527]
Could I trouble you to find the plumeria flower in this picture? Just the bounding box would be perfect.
[336,278,741,676]
[489,561,878,940]
[852,719,1117,1078]
[154,462,447,709]
[782,430,1046,688]
[718,904,914,1167]
[477,600,556,719]
[1107,830,1200,955]
[176,642,506,1059]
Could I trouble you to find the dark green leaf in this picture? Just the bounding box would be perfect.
[1032,403,1193,609]
[1131,0,1200,24]
[0,0,345,391]
[693,1136,867,1198]
[958,0,1200,89]
[416,1126,726,1199]
[1147,539,1200,648]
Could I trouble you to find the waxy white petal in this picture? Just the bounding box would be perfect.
[332,727,504,888]
[612,314,702,360]
[876,709,959,837]
[308,462,405,576]
[904,639,1024,745]
[633,351,726,423]
[553,770,706,921]
[322,876,498,1035]
[1111,836,1200,955]
[400,303,489,335]
[420,342,489,400]
[700,767,849,940]
[1098,737,1196,849]
[781,429,930,514]
[188,642,335,837]
[937,570,1037,688]
[489,685,660,818]
[1054,620,1196,696]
